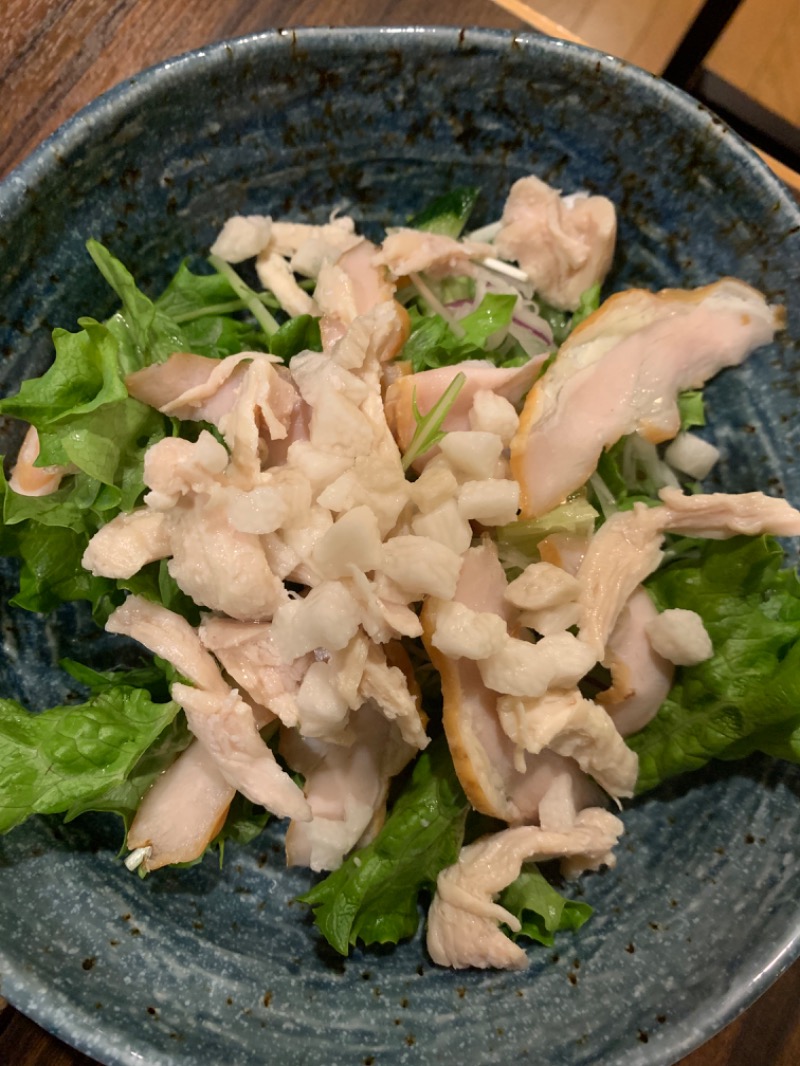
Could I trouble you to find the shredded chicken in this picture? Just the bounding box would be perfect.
[427,809,623,969]
[494,176,617,311]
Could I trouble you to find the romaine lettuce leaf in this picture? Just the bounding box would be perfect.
[0,687,180,833]
[299,737,469,954]
[630,535,800,792]
[407,187,480,238]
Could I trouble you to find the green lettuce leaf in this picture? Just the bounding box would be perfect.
[64,712,192,831]
[499,865,593,946]
[402,294,526,373]
[269,313,322,361]
[407,187,480,238]
[299,738,469,954]
[87,240,188,369]
[0,687,180,833]
[630,535,800,792]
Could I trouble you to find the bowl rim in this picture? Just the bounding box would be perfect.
[0,23,799,1066]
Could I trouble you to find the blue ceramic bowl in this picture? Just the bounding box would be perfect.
[1,27,799,1066]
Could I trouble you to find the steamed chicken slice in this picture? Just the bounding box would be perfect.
[577,488,800,656]
[8,425,71,496]
[493,175,617,311]
[127,740,235,872]
[511,280,781,517]
[426,808,623,970]
[82,509,171,580]
[422,538,600,824]
[106,595,228,694]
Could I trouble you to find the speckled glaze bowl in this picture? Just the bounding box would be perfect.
[1,26,799,1066]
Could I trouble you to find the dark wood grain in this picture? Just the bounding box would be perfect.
[1,2,798,1064]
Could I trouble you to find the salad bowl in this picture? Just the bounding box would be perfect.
[1,25,799,1066]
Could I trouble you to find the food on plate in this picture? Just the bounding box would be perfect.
[1,174,799,971]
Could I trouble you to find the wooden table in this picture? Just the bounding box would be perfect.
[1,2,798,1063]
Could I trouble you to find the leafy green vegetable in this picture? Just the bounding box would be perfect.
[87,240,188,371]
[401,372,466,471]
[496,499,598,560]
[269,313,322,361]
[677,389,706,431]
[630,536,800,792]
[536,283,602,347]
[570,283,601,330]
[499,865,593,946]
[299,738,469,954]
[65,712,191,831]
[408,187,480,238]
[0,688,180,833]
[401,294,527,373]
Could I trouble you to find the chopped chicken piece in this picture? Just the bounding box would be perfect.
[422,539,599,824]
[309,389,376,457]
[327,630,371,710]
[82,509,171,579]
[315,239,395,329]
[198,617,312,726]
[210,214,273,262]
[411,498,473,555]
[577,489,800,656]
[269,216,357,260]
[646,608,713,666]
[457,479,520,526]
[167,497,287,622]
[256,251,318,317]
[431,600,508,661]
[376,228,493,278]
[317,453,409,537]
[286,223,361,278]
[106,596,227,694]
[439,431,504,481]
[426,808,623,969]
[127,740,234,871]
[286,440,354,499]
[345,567,423,643]
[358,642,429,749]
[8,425,71,496]
[172,683,310,821]
[468,390,520,445]
[271,580,363,660]
[505,561,581,611]
[385,359,544,460]
[142,432,228,509]
[312,504,383,579]
[289,350,370,408]
[295,660,351,737]
[497,690,638,798]
[379,535,463,601]
[597,586,674,737]
[330,300,410,377]
[494,175,616,311]
[281,699,415,871]
[478,631,597,698]
[511,280,781,517]
[409,460,460,513]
